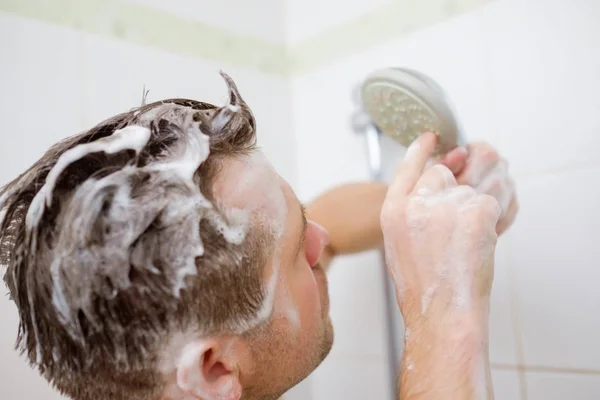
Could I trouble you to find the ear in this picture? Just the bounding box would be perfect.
[176,339,242,400]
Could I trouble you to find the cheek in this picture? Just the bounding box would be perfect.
[290,258,320,313]
[278,221,330,330]
[283,255,321,330]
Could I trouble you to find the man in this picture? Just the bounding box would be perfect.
[0,73,517,400]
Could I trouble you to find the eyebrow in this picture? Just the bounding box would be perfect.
[294,203,308,258]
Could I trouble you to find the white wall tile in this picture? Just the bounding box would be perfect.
[123,0,285,44]
[0,13,86,187]
[284,0,391,45]
[492,369,523,400]
[290,72,371,202]
[0,15,84,398]
[481,0,600,175]
[371,9,485,90]
[526,372,600,400]
[310,356,392,400]
[81,33,296,185]
[326,250,390,359]
[283,377,313,400]
[511,167,600,369]
[0,302,68,400]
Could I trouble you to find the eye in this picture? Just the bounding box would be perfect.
[305,220,330,267]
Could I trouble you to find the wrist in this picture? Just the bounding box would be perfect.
[401,313,491,399]
[404,313,487,357]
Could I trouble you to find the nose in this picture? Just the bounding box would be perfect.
[306,220,330,267]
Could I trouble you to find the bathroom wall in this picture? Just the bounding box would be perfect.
[1,0,600,399]
[290,0,600,399]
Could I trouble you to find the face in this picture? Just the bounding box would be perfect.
[213,153,333,400]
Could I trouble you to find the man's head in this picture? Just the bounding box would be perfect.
[0,73,333,400]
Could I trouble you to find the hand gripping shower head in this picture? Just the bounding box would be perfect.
[360,67,466,156]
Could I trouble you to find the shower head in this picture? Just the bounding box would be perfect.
[360,67,465,156]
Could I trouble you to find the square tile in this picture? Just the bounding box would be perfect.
[283,377,313,400]
[123,0,285,43]
[511,167,600,369]
[0,14,85,186]
[526,371,600,400]
[326,250,391,359]
[0,296,68,399]
[481,0,600,175]
[285,0,391,45]
[290,74,373,201]
[367,8,486,92]
[310,356,392,400]
[492,369,523,400]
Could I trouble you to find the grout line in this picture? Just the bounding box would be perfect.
[492,363,600,376]
[523,365,600,376]
[322,358,600,376]
[491,363,520,370]
[325,353,392,363]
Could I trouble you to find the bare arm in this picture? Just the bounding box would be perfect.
[381,133,499,400]
[305,181,495,399]
[306,182,387,270]
[399,310,494,399]
[306,139,516,398]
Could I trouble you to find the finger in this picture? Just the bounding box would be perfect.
[438,146,468,175]
[388,132,438,198]
[460,143,500,186]
[413,164,457,195]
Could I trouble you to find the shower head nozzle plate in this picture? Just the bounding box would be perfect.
[360,67,462,156]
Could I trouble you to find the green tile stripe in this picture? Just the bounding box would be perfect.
[0,0,286,74]
[0,0,488,75]
[289,0,485,74]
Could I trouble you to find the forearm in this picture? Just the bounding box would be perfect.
[399,313,493,400]
[306,182,387,260]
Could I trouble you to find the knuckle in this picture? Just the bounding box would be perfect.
[469,142,499,158]
[456,184,476,197]
[479,194,502,218]
[449,185,476,202]
[461,194,500,221]
[431,164,457,186]
[482,147,500,163]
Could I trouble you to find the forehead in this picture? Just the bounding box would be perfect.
[212,151,298,236]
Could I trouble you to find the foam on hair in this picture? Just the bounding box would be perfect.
[0,72,275,400]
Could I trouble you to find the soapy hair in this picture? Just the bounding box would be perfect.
[0,73,272,400]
